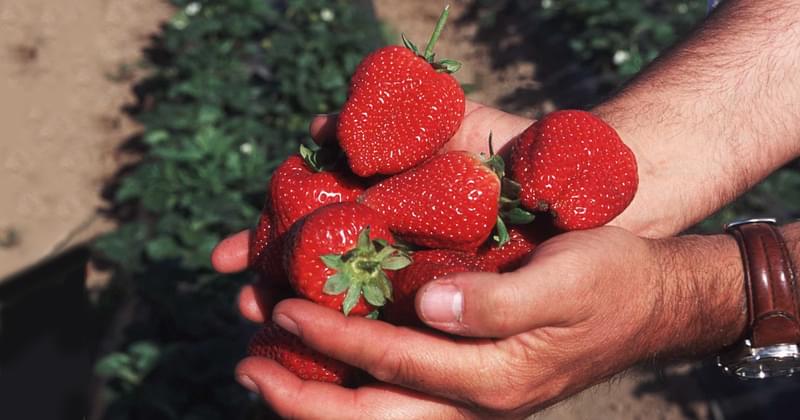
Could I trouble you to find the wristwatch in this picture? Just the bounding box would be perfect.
[717,218,800,378]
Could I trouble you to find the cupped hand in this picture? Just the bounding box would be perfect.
[230,227,692,419]
[209,101,746,419]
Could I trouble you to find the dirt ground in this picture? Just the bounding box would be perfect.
[0,0,711,419]
[0,0,173,279]
[372,0,550,119]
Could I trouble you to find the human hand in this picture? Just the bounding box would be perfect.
[218,226,746,419]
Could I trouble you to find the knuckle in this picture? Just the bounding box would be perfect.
[468,351,549,414]
[462,355,527,413]
[473,388,524,413]
[369,344,418,385]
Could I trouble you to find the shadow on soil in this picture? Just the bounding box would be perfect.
[457,2,617,115]
[634,360,800,420]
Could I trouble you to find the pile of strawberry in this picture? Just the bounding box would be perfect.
[246,7,638,386]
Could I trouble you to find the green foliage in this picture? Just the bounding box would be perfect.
[93,1,381,418]
[468,0,706,103]
[533,0,705,80]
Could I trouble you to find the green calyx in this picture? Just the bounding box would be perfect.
[320,227,412,316]
[481,133,535,247]
[299,143,343,173]
[400,5,462,74]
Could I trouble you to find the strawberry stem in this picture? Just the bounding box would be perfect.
[482,135,535,247]
[320,227,412,316]
[424,5,450,61]
[300,143,342,173]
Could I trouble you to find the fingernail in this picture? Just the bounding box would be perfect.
[237,375,258,393]
[419,284,463,324]
[274,313,299,336]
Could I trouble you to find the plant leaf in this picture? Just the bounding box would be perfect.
[320,254,344,270]
[378,273,393,302]
[381,254,412,270]
[401,33,419,54]
[362,283,386,307]
[323,273,350,295]
[493,216,510,247]
[342,284,363,316]
[357,227,373,253]
[434,59,462,73]
[503,207,536,225]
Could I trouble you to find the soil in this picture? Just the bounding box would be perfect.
[0,0,173,280]
[372,0,552,120]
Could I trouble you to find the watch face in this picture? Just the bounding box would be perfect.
[735,356,800,379]
[721,344,800,379]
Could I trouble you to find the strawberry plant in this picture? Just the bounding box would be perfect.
[92,1,382,418]
[465,0,706,106]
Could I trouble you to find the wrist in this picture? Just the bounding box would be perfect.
[780,222,800,263]
[645,233,747,359]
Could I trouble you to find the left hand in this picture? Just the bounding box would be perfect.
[214,226,746,419]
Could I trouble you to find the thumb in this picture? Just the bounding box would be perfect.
[415,269,580,338]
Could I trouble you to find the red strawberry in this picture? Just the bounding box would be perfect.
[359,151,502,252]
[248,322,354,385]
[285,202,411,316]
[478,220,557,272]
[384,250,496,327]
[270,146,363,236]
[250,146,363,285]
[249,195,273,269]
[337,6,465,176]
[510,110,638,230]
[248,200,291,288]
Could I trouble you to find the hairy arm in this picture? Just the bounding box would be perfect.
[598,0,800,237]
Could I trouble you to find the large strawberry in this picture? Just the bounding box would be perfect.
[250,145,363,284]
[337,6,465,177]
[510,110,638,230]
[359,151,505,252]
[285,202,411,316]
[249,322,354,385]
[383,249,497,327]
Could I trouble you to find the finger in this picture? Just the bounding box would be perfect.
[446,101,532,157]
[309,113,339,145]
[236,357,469,420]
[238,282,292,323]
[415,267,582,338]
[238,286,263,322]
[271,299,496,403]
[211,230,250,273]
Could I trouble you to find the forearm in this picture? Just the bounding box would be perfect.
[596,0,800,237]
[648,221,800,360]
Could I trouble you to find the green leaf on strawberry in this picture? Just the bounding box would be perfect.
[319,227,410,316]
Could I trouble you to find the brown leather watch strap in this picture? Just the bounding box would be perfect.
[727,221,800,347]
